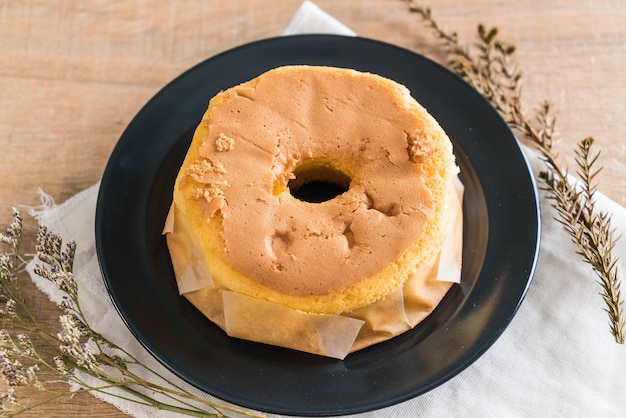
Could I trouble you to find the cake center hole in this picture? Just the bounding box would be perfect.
[288,164,351,203]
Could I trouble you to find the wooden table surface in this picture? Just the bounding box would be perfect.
[1,0,625,416]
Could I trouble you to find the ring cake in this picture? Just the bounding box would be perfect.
[164,65,463,359]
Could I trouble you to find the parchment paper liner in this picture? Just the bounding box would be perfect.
[164,177,463,360]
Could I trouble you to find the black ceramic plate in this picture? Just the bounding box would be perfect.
[96,35,540,416]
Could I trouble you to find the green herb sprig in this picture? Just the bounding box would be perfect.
[403,0,625,343]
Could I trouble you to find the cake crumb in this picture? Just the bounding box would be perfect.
[186,159,226,182]
[216,133,235,151]
[406,131,435,163]
[191,181,230,204]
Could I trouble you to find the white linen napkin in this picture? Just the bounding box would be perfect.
[26,1,626,417]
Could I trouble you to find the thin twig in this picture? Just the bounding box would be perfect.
[403,0,625,343]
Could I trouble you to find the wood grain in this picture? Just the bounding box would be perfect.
[0,0,625,416]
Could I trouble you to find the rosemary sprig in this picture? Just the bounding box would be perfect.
[403,0,625,343]
[0,210,265,417]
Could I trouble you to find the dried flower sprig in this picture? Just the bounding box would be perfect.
[544,138,625,343]
[0,210,265,417]
[403,0,625,343]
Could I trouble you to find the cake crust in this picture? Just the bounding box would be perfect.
[172,65,456,314]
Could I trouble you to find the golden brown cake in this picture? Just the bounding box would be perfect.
[165,65,462,358]
[170,65,456,314]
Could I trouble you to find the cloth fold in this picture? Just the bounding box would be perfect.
[25,1,626,417]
